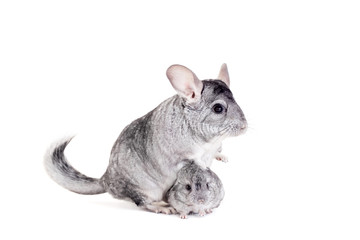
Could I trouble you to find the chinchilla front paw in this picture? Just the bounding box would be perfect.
[214,153,228,163]
[198,210,206,217]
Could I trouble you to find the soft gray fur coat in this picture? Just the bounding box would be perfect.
[44,64,247,213]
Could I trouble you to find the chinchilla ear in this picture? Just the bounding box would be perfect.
[166,64,203,103]
[217,63,230,87]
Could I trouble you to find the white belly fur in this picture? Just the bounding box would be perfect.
[190,140,223,168]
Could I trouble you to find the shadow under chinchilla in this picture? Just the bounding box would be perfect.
[89,199,139,211]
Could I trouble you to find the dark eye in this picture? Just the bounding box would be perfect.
[185,184,192,191]
[206,183,210,190]
[212,103,224,114]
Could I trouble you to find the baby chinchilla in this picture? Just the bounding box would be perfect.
[44,64,246,214]
[166,161,225,219]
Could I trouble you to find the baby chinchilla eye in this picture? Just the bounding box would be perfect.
[212,103,224,114]
[185,184,192,191]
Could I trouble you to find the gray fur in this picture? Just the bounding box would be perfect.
[44,137,105,195]
[166,161,225,219]
[44,64,247,213]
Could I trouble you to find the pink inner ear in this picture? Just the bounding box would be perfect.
[166,64,203,102]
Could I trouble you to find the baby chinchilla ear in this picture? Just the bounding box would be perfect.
[166,64,203,103]
[217,63,230,87]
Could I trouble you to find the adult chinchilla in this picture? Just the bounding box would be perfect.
[44,64,247,214]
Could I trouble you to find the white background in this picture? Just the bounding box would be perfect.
[1,0,359,239]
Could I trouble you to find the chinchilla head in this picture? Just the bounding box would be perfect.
[166,64,247,142]
[167,161,223,208]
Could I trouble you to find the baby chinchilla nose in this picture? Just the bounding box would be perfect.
[195,182,201,191]
[198,198,205,204]
[240,120,248,131]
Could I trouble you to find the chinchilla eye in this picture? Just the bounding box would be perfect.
[185,184,192,191]
[212,103,224,114]
[206,183,210,190]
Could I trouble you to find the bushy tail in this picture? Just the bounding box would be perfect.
[44,137,106,195]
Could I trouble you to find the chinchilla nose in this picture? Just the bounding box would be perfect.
[198,198,205,204]
[237,112,247,132]
[240,120,248,131]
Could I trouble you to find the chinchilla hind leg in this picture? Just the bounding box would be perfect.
[144,201,177,215]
